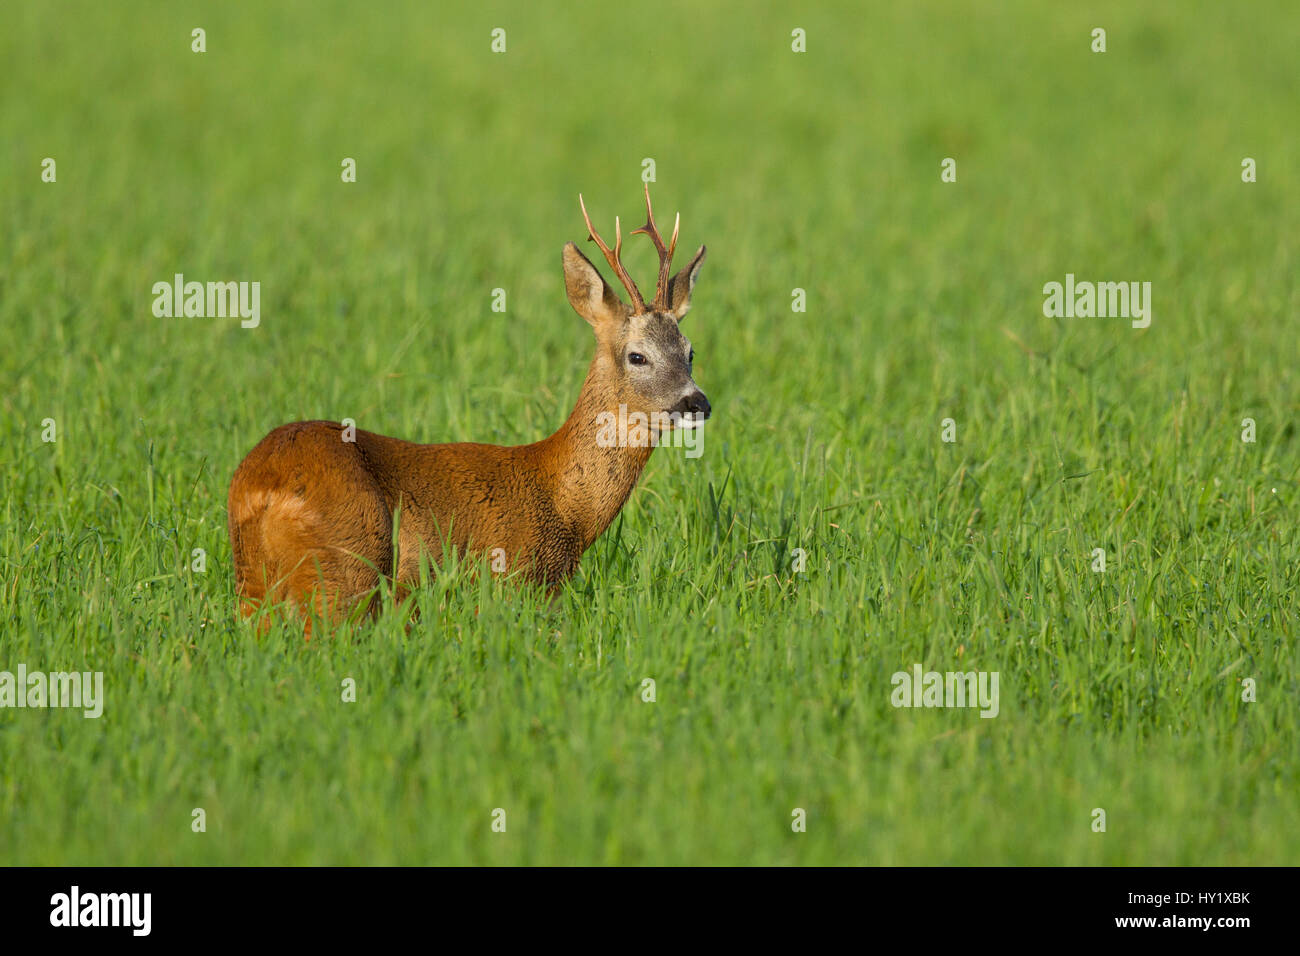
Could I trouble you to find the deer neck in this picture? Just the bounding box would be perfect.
[535,352,654,551]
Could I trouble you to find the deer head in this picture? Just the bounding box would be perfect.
[562,184,709,430]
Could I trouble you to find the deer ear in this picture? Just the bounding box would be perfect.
[667,245,707,321]
[563,242,627,328]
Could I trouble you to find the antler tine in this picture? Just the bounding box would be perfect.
[631,182,678,310]
[579,193,646,314]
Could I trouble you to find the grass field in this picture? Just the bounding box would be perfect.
[2,0,1296,865]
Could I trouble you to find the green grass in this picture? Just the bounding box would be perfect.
[1,0,1296,864]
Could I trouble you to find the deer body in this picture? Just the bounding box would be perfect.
[228,187,708,630]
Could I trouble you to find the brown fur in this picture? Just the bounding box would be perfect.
[228,204,708,634]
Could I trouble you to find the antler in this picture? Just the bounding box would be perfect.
[578,194,647,314]
[632,182,679,311]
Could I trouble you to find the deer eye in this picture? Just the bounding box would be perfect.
[688,348,694,364]
[627,352,648,366]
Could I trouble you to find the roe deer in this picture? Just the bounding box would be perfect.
[228,185,709,632]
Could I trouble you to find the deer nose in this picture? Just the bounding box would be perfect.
[676,391,711,420]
